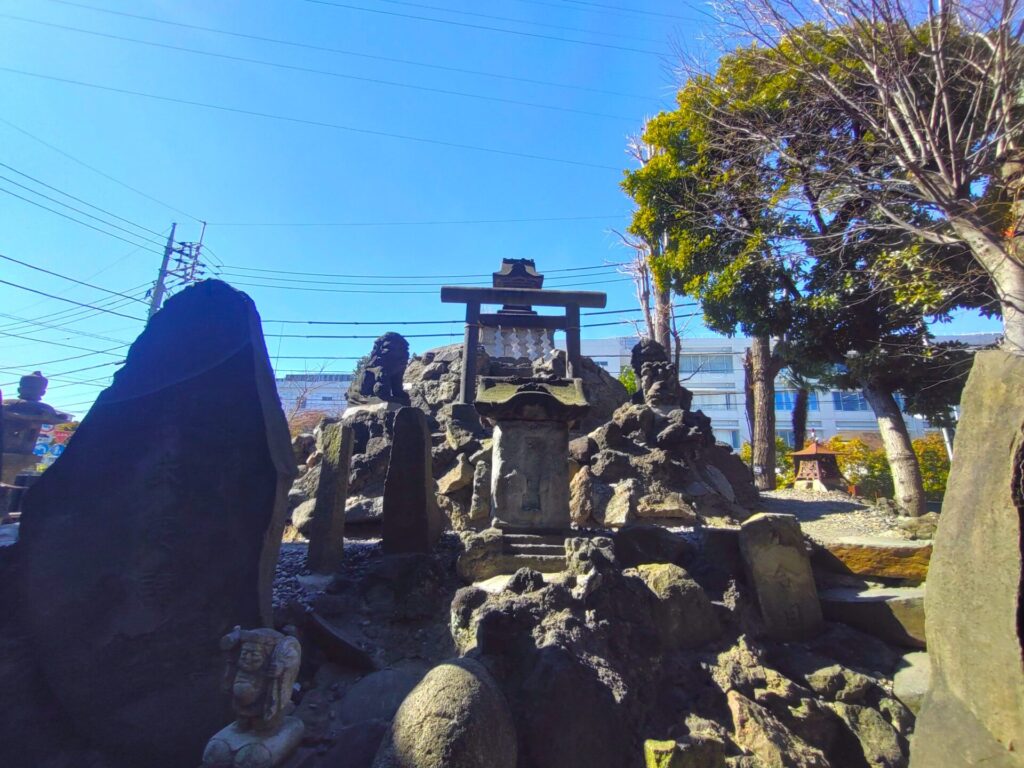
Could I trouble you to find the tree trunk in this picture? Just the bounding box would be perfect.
[749,335,782,491]
[792,387,809,450]
[653,283,672,352]
[861,380,927,517]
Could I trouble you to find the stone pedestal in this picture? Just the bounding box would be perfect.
[382,407,443,554]
[475,377,589,534]
[202,717,304,767]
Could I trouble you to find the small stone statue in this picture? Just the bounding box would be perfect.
[201,627,304,768]
[347,332,412,406]
[639,360,692,411]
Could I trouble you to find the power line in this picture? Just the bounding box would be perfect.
[0,345,129,371]
[0,330,130,357]
[0,313,134,345]
[552,0,700,22]
[0,67,622,172]
[366,0,665,42]
[0,254,150,305]
[0,285,151,334]
[227,277,631,294]
[216,270,625,288]
[40,0,656,102]
[0,277,146,321]
[0,186,166,255]
[0,115,200,222]
[259,303,696,325]
[0,160,167,239]
[263,331,461,339]
[208,214,627,227]
[585,310,701,327]
[221,262,628,279]
[301,0,663,55]
[3,14,634,122]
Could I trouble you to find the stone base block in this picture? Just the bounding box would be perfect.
[820,586,925,649]
[202,717,304,768]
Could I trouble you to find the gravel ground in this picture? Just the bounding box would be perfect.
[756,488,911,541]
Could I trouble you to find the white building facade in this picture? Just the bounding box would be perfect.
[577,335,973,450]
[275,373,353,417]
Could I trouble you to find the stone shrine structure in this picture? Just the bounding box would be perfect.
[1,372,71,484]
[440,261,606,404]
[202,627,304,768]
[475,377,589,533]
[382,406,443,554]
[347,332,412,407]
[791,441,846,492]
[17,280,296,767]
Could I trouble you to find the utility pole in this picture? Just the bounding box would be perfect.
[147,222,209,319]
[149,222,177,319]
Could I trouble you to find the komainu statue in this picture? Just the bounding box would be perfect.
[201,627,304,768]
[347,332,412,406]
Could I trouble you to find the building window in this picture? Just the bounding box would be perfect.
[832,390,871,411]
[321,396,334,401]
[777,429,797,447]
[596,361,608,368]
[713,429,740,450]
[692,393,734,410]
[679,353,734,374]
[774,390,819,411]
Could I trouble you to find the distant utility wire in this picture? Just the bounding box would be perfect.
[0,254,150,305]
[228,277,631,294]
[260,303,697,325]
[0,277,146,321]
[361,0,665,42]
[2,14,633,122]
[0,186,166,255]
[0,313,133,345]
[301,0,663,55]
[40,0,656,101]
[556,0,701,22]
[216,271,626,288]
[223,262,628,279]
[0,160,167,239]
[0,115,200,222]
[0,67,621,172]
[0,330,131,357]
[208,214,627,227]
[0,345,130,371]
[0,283,151,334]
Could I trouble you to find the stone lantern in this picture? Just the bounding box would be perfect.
[791,441,846,492]
[2,372,71,484]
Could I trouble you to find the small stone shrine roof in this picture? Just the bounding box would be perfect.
[474,376,589,422]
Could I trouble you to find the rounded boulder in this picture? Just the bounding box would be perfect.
[372,658,516,768]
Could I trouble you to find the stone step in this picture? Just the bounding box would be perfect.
[501,533,568,547]
[819,586,926,649]
[893,651,930,715]
[810,536,932,583]
[507,544,564,557]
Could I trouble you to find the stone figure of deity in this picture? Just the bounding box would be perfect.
[347,332,412,406]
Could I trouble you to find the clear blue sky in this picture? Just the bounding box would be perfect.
[0,0,1001,416]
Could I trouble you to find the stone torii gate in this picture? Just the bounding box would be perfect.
[439,268,607,404]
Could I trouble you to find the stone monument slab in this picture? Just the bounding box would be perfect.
[17,280,295,767]
[382,406,442,554]
[307,422,354,573]
[739,512,823,640]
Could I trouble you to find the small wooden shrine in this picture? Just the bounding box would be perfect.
[791,441,846,492]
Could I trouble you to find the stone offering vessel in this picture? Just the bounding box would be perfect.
[202,627,304,768]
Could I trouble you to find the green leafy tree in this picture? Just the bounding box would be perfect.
[618,365,638,396]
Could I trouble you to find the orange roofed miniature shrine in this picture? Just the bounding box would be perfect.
[791,441,846,492]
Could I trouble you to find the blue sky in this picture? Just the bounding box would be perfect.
[0,0,1001,416]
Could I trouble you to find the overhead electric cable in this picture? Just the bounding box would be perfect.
[0,115,200,222]
[0,254,150,304]
[0,285,151,333]
[1,14,633,122]
[216,270,624,288]
[0,313,134,345]
[0,344,129,371]
[38,0,658,101]
[552,0,700,22]
[0,330,130,356]
[0,174,167,247]
[0,186,166,255]
[0,67,621,172]
[0,160,167,239]
[209,214,627,227]
[221,262,628,279]
[300,0,663,55]
[263,332,459,339]
[366,0,665,42]
[226,277,631,294]
[0,278,146,321]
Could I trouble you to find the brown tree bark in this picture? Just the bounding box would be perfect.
[861,380,927,517]
[748,334,784,490]
[792,387,809,450]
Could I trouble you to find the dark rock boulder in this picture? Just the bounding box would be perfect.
[17,280,295,767]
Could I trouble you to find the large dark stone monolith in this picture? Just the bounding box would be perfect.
[382,406,441,554]
[17,280,295,767]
